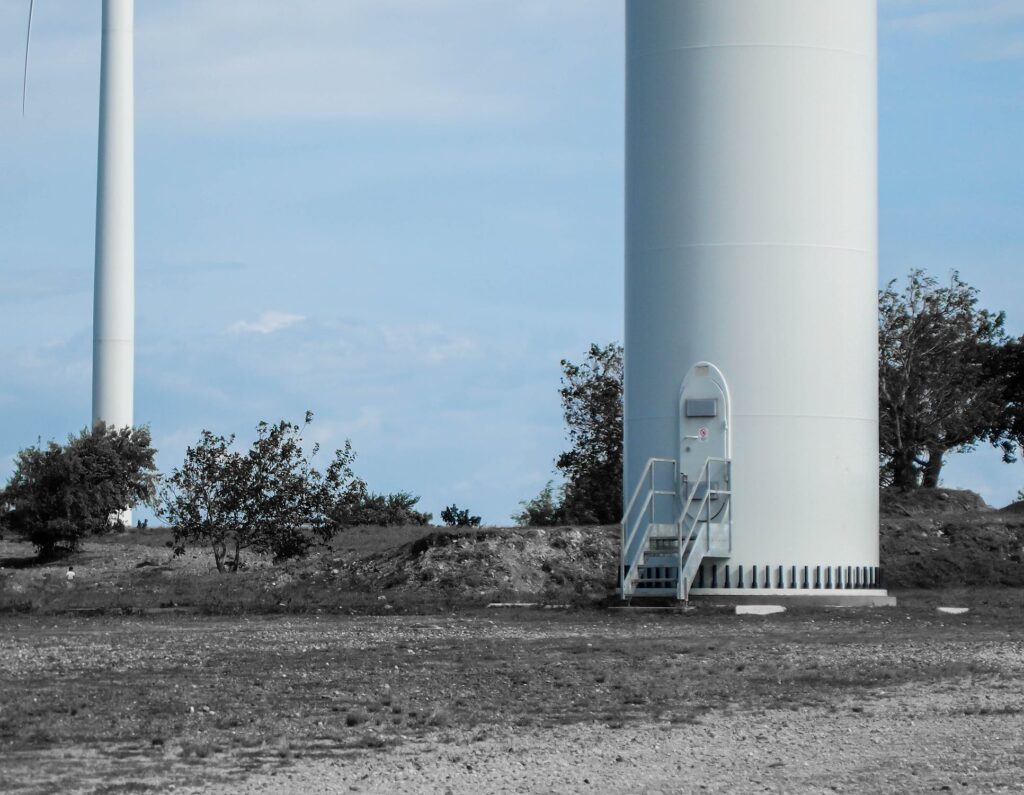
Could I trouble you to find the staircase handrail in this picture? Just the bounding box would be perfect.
[622,488,673,594]
[676,457,731,600]
[621,457,676,527]
[678,521,709,601]
[620,457,677,595]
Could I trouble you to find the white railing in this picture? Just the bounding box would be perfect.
[620,455,731,600]
[675,457,731,601]
[620,457,676,597]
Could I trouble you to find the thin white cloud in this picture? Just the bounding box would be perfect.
[886,0,1024,35]
[425,337,476,365]
[130,0,611,127]
[379,322,478,365]
[0,268,91,303]
[230,311,305,335]
[2,343,91,393]
[975,37,1024,60]
[305,407,385,450]
[0,0,616,131]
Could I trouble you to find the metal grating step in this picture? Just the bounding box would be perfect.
[648,523,679,539]
[627,587,680,597]
[634,565,679,590]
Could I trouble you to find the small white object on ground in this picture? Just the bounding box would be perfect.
[735,605,786,616]
[486,602,538,609]
[937,607,969,615]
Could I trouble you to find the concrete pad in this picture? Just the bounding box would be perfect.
[937,607,970,615]
[735,605,786,616]
[690,590,897,607]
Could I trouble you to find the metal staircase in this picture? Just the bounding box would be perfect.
[620,456,732,602]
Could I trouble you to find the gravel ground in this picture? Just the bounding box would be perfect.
[2,608,1024,794]
[229,695,1024,794]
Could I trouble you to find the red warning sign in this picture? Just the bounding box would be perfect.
[697,426,709,441]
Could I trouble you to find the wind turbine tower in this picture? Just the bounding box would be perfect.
[92,0,135,525]
[620,0,892,604]
[92,0,134,437]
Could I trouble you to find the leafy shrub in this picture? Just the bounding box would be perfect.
[878,270,1011,488]
[161,412,364,571]
[336,491,432,527]
[556,343,623,524]
[440,504,481,527]
[512,481,566,527]
[0,424,158,558]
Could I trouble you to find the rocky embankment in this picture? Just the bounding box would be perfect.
[2,488,1023,614]
[881,488,1024,588]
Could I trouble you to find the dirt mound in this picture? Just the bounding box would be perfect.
[998,500,1024,515]
[881,488,1024,589]
[341,525,619,603]
[881,488,990,517]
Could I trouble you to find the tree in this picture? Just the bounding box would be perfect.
[161,413,363,571]
[879,270,1011,489]
[511,481,566,527]
[336,491,432,527]
[440,504,481,527]
[0,424,158,558]
[555,342,623,524]
[990,335,1024,465]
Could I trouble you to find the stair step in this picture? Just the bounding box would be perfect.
[642,557,678,569]
[647,538,695,549]
[628,587,679,597]
[635,574,679,586]
[648,536,679,545]
[648,523,678,539]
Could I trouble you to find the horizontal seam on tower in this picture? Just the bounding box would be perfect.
[734,414,877,422]
[628,43,873,59]
[627,415,877,422]
[628,243,876,256]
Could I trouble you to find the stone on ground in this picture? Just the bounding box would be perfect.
[735,605,786,616]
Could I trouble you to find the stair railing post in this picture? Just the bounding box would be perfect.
[649,459,655,530]
[727,458,732,554]
[620,506,625,597]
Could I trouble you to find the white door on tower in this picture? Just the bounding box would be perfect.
[678,362,731,525]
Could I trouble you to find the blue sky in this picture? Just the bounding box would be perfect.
[1,0,1023,523]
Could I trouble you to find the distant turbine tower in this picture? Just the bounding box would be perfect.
[24,0,136,524]
[93,0,135,526]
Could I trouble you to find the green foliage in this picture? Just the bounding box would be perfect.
[879,270,1012,489]
[336,491,432,527]
[992,336,1024,466]
[555,342,623,524]
[161,412,364,571]
[512,480,566,527]
[440,504,481,527]
[0,424,158,558]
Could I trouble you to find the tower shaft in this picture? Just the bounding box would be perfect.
[92,0,134,431]
[624,1,879,583]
